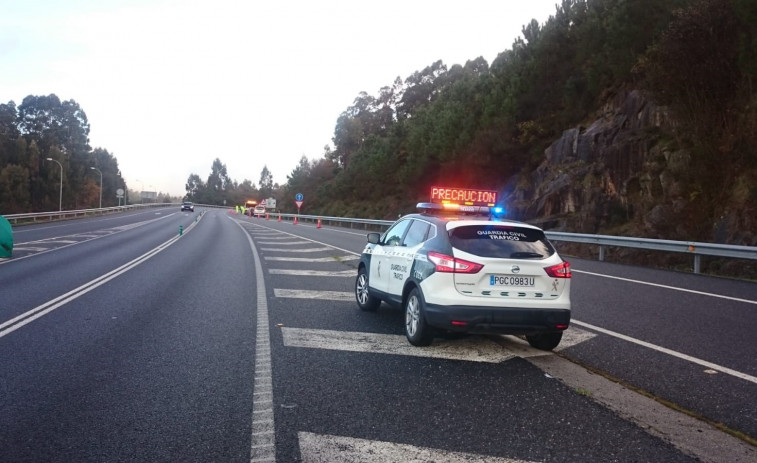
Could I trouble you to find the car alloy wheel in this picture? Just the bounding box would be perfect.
[404,288,433,346]
[355,267,380,312]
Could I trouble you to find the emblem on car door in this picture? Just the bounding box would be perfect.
[511,265,521,274]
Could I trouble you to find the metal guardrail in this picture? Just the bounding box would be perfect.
[2,203,176,224]
[271,213,756,274]
[3,206,756,274]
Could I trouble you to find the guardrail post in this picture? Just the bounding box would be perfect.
[599,245,605,262]
[693,255,701,274]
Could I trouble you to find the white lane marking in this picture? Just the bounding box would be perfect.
[11,247,49,252]
[244,224,359,257]
[571,319,757,384]
[298,432,537,463]
[1,213,177,266]
[249,222,757,383]
[231,218,277,463]
[260,247,333,253]
[265,255,358,262]
[0,215,203,338]
[274,289,353,301]
[282,327,594,362]
[573,269,757,305]
[256,240,312,245]
[282,328,515,363]
[269,269,354,277]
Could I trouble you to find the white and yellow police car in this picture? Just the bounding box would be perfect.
[355,187,571,349]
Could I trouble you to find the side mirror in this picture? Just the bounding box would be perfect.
[367,232,380,244]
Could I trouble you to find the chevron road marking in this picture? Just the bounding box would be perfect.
[298,432,538,463]
[260,247,333,253]
[265,255,358,262]
[281,327,516,363]
[269,269,355,277]
[274,289,354,301]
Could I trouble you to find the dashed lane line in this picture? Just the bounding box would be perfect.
[230,217,277,463]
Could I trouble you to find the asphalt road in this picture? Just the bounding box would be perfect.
[1,207,755,462]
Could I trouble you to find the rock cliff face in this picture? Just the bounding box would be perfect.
[508,89,700,240]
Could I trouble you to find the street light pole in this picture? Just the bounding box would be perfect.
[46,157,63,211]
[90,166,103,209]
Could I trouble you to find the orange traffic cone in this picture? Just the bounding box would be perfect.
[317,217,322,229]
[266,213,269,220]
[293,216,298,225]
[278,213,282,222]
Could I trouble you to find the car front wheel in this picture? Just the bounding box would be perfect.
[405,288,434,346]
[355,267,380,312]
[526,331,563,350]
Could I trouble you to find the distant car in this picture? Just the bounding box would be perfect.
[253,205,266,216]
[355,201,571,349]
[181,201,194,212]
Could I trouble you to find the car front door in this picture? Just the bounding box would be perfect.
[386,219,432,296]
[369,219,412,295]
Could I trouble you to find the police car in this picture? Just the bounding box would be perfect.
[355,187,571,350]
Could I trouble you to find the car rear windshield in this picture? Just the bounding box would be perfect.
[449,225,555,259]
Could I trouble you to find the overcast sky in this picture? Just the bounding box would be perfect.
[2,0,558,196]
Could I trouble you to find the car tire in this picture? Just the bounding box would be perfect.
[355,267,380,312]
[405,288,434,346]
[526,331,563,350]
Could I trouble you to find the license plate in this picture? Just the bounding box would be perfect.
[490,275,535,287]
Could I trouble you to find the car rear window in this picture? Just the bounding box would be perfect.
[448,225,555,259]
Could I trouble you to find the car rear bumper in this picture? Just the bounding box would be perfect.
[424,303,570,334]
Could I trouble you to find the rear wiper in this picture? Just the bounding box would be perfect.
[509,252,544,259]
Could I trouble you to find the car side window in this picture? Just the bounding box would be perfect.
[383,219,412,247]
[402,220,430,247]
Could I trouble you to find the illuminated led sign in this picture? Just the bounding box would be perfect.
[430,187,497,206]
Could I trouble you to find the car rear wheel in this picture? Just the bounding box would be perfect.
[526,331,563,350]
[405,288,434,346]
[355,267,380,312]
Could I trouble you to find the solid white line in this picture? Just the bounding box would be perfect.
[573,269,757,305]
[298,432,538,463]
[571,319,757,384]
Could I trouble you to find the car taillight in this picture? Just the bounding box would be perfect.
[427,251,483,274]
[544,261,571,278]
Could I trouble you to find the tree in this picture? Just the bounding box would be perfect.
[0,164,30,213]
[205,158,232,205]
[259,165,273,198]
[185,173,205,202]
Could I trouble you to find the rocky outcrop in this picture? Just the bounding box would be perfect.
[508,90,698,239]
